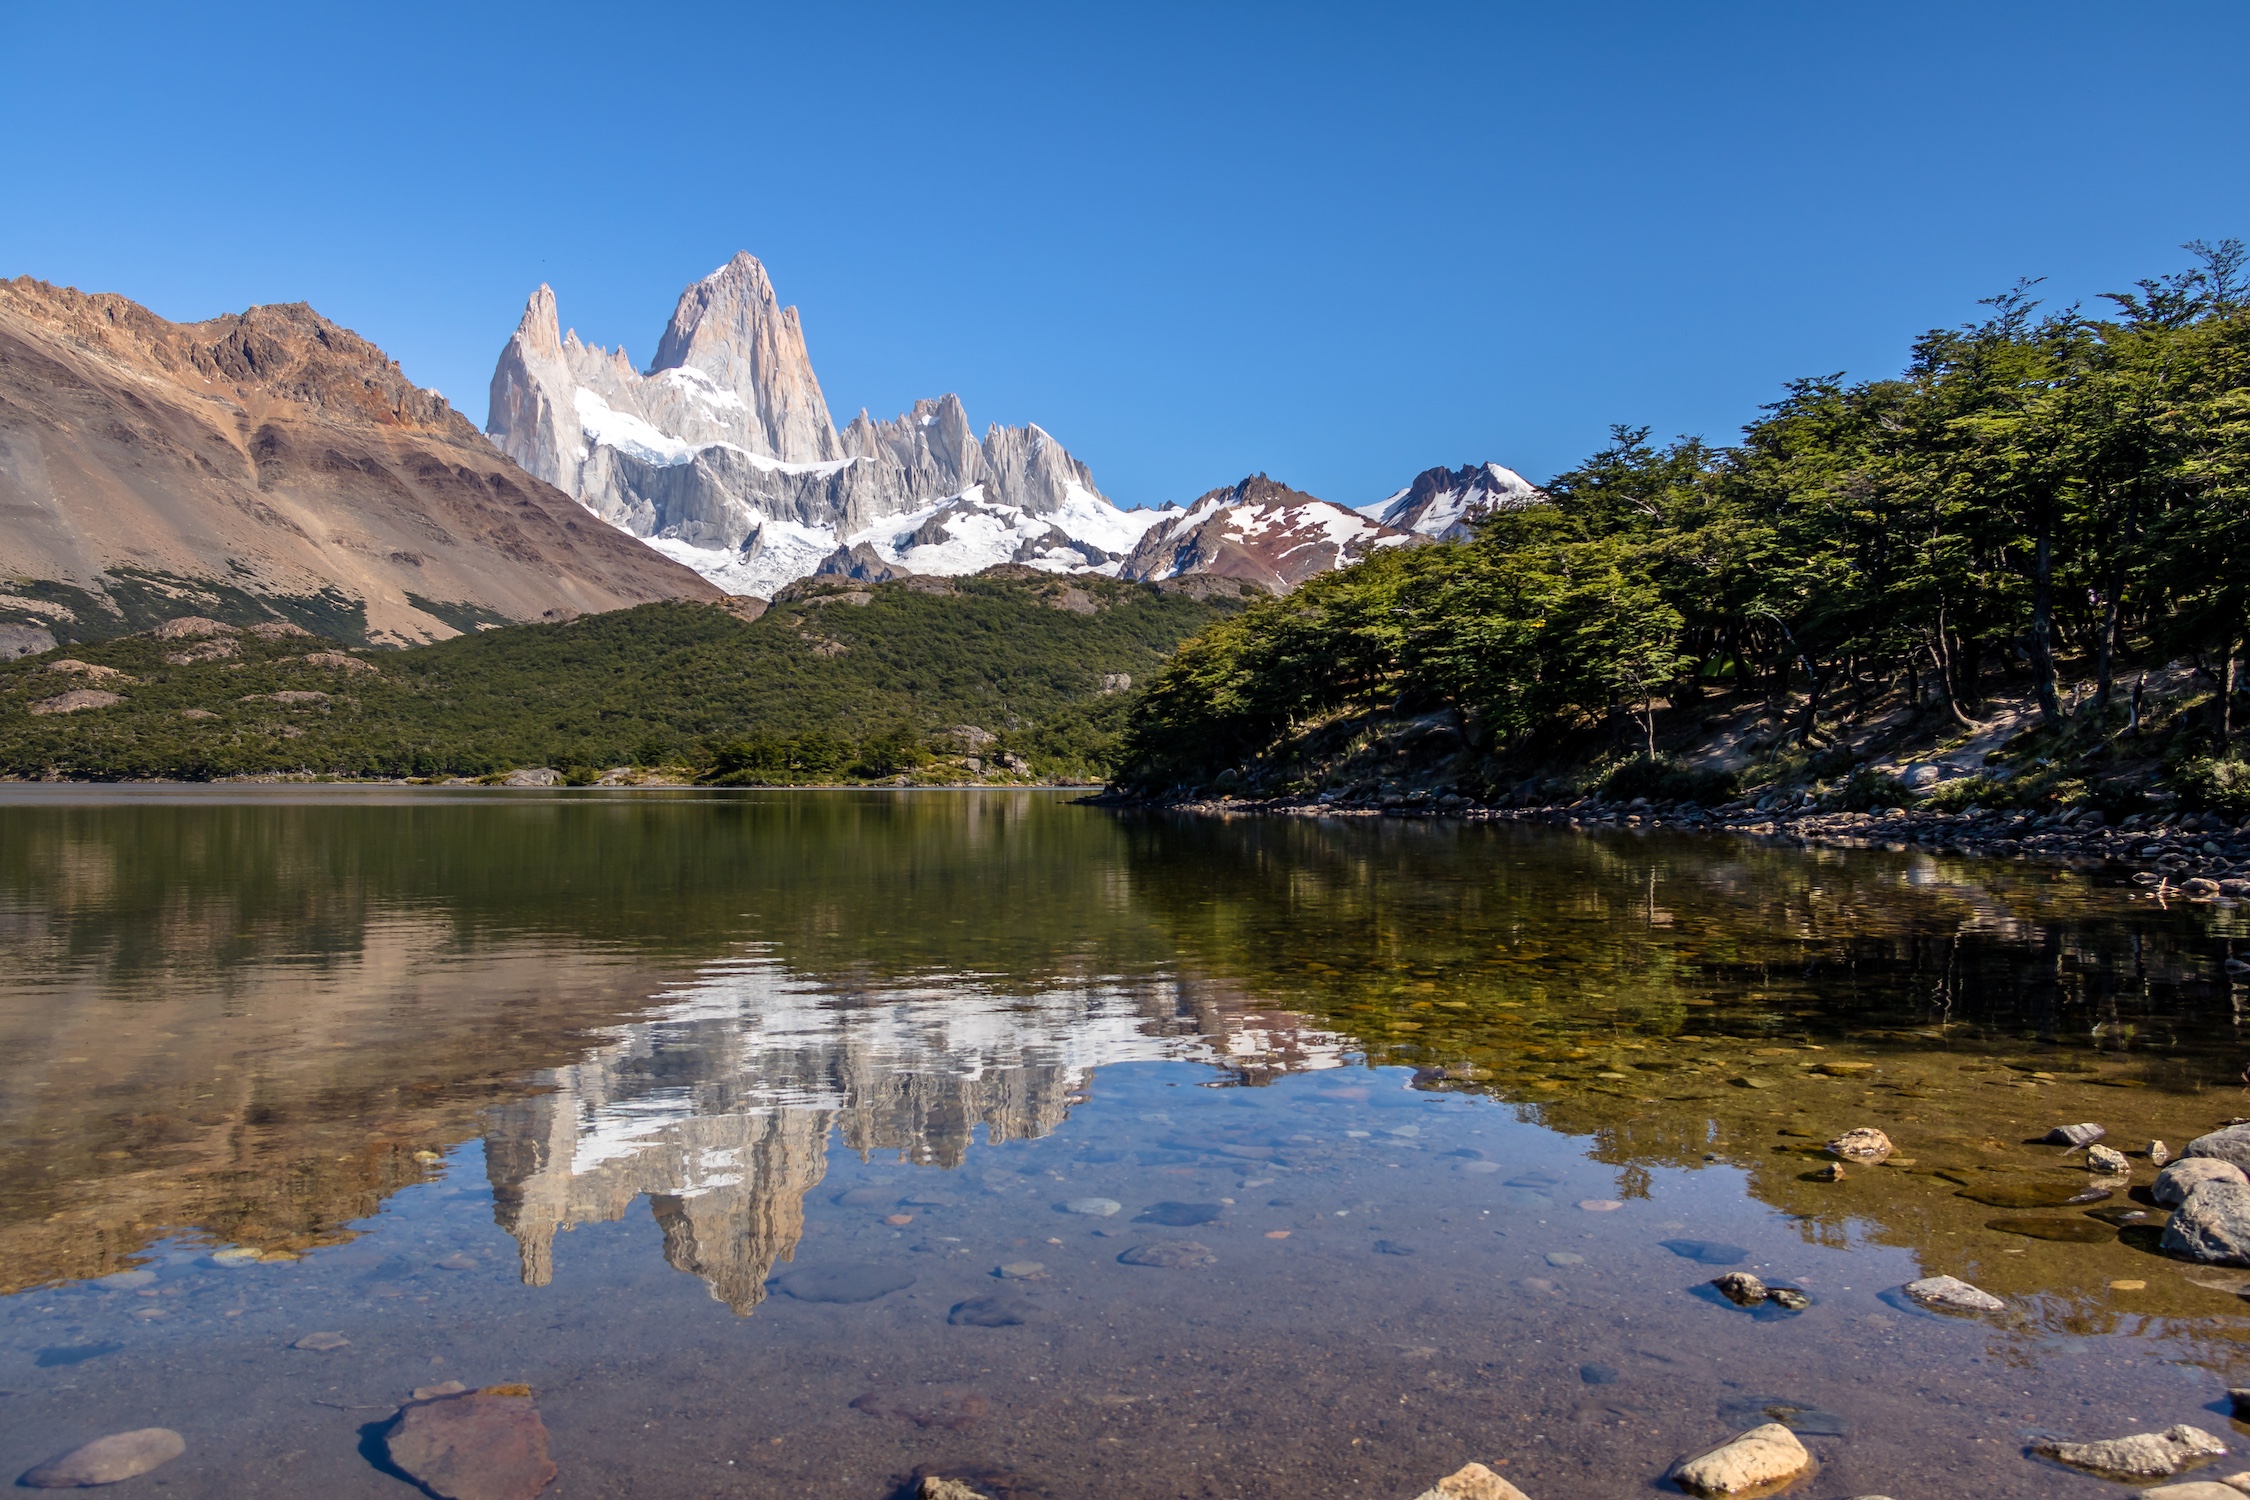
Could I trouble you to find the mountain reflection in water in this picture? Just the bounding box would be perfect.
[487,959,1348,1312]
[3,786,2249,1499]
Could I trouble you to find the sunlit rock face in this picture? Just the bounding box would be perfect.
[480,956,1349,1312]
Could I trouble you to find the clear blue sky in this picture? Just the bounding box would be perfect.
[4,3,2246,509]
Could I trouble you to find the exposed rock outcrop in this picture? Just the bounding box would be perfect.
[1360,461,1540,540]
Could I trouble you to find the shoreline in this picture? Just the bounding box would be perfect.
[1104,790,2250,898]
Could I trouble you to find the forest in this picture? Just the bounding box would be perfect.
[1117,242,2250,814]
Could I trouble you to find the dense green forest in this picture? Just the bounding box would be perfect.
[0,572,1238,781]
[1118,243,2250,813]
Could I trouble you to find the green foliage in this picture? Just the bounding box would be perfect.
[1596,756,1737,805]
[1119,240,2250,793]
[0,574,1237,782]
[1826,768,1914,812]
[2176,756,2250,815]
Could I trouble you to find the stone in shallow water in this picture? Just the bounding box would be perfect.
[1827,1127,1894,1162]
[1660,1239,1751,1266]
[1373,1240,1417,1256]
[1133,1201,1222,1226]
[293,1330,350,1350]
[1543,1251,1584,1267]
[2142,1484,2247,1499]
[20,1428,185,1488]
[1954,1179,2089,1208]
[1671,1422,1812,1496]
[1060,1197,1120,1216]
[2157,1158,2250,1206]
[948,1295,1033,1327]
[1983,1216,2115,1243]
[1902,1274,2003,1312]
[1408,1461,1531,1500]
[91,1269,156,1290]
[1580,1363,1620,1384]
[1713,1273,1768,1307]
[386,1389,557,1500]
[772,1263,916,1303]
[2184,1122,2250,1173]
[1717,1396,1848,1437]
[1118,1240,1216,1268]
[2087,1144,2132,1175]
[994,1261,1045,1280]
[2045,1122,2107,1147]
[919,1480,995,1500]
[2162,1180,2250,1265]
[2032,1424,2227,1479]
[34,1343,121,1368]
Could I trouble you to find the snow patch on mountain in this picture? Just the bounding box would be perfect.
[1359,461,1541,541]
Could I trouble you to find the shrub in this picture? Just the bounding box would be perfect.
[1598,755,1738,805]
[1827,769,1913,811]
[2177,756,2250,817]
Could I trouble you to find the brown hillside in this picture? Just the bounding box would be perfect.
[0,277,720,645]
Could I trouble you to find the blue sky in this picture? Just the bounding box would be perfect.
[4,3,2246,509]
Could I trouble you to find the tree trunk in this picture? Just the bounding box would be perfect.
[2095,570,2123,709]
[2029,520,2063,725]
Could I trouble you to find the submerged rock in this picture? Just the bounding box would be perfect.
[1902,1274,2004,1313]
[384,1386,557,1500]
[1408,1460,1531,1499]
[1660,1239,1750,1266]
[2033,1425,2226,1479]
[1713,1273,1768,1307]
[948,1294,1033,1327]
[1060,1197,1120,1216]
[2157,1158,2250,1206]
[919,1479,995,1500]
[1133,1201,1222,1226]
[771,1263,915,1303]
[1118,1240,1216,1268]
[1671,1422,1813,1496]
[2141,1483,2248,1499]
[292,1331,350,1351]
[20,1429,186,1488]
[2161,1181,2250,1265]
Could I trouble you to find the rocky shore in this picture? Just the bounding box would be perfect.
[1132,788,2250,898]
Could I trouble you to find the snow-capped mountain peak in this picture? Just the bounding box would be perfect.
[1358,461,1541,540]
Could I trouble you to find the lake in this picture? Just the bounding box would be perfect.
[2,786,2246,1497]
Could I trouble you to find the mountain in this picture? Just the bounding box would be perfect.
[0,277,719,647]
[1119,474,1414,593]
[1358,461,1541,540]
[487,254,1165,597]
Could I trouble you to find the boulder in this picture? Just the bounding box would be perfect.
[2087,1144,2132,1175]
[2033,1425,2226,1479]
[502,768,561,788]
[2186,1123,2250,1174]
[1671,1423,1813,1497]
[20,1429,186,1488]
[2157,1158,2249,1207]
[1410,1461,1531,1500]
[2161,1180,2250,1265]
[1902,1274,2004,1312]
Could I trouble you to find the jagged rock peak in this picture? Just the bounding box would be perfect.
[649,251,839,463]
[514,285,563,356]
[1364,460,1541,540]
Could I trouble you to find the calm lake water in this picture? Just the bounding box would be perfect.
[3,787,2249,1498]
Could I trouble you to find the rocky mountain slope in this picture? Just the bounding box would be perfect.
[1360,461,1540,540]
[1120,474,1414,593]
[0,277,718,647]
[487,253,1166,597]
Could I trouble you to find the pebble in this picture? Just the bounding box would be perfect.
[995,1261,1046,1280]
[1117,1240,1216,1268]
[1578,1198,1623,1212]
[2046,1122,2108,1147]
[1061,1197,1121,1216]
[1373,1240,1417,1256]
[1543,1251,1584,1267]
[1455,1160,1503,1174]
[292,1331,350,1351]
[385,1387,557,1500]
[91,1270,156,1291]
[208,1247,261,1267]
[1814,1162,1847,1181]
[1903,1274,2004,1313]
[434,1253,478,1271]
[1134,1201,1223,1226]
[1671,1422,1812,1497]
[414,1381,469,1400]
[2087,1144,2132,1175]
[2157,1158,2250,1206]
[2111,1279,2148,1291]
[2152,1140,2175,1167]
[1408,1461,1531,1500]
[2032,1425,2228,1479]
[2161,1180,2250,1265]
[19,1429,186,1488]
[1828,1127,1894,1163]
[1580,1363,1620,1384]
[2142,1483,2246,1499]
